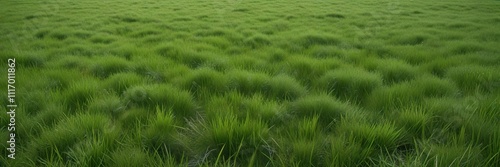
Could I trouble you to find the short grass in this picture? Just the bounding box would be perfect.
[1,0,499,166]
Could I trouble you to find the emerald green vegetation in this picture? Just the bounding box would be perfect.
[1,0,500,166]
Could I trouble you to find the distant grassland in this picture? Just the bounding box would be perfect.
[1,0,500,166]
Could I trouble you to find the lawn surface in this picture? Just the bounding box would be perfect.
[1,0,500,166]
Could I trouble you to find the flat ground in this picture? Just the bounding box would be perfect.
[1,0,499,166]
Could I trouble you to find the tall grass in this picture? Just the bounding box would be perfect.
[367,75,458,111]
[122,84,197,118]
[446,65,500,93]
[289,94,358,126]
[2,0,500,166]
[188,113,270,165]
[62,79,100,112]
[316,67,383,101]
[89,56,131,78]
[361,58,419,84]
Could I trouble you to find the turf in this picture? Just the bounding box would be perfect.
[1,0,499,166]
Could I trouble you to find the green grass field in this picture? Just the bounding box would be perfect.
[1,0,500,166]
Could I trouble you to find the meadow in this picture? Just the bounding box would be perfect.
[0,0,499,166]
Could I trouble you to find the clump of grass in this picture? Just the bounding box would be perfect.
[202,94,242,123]
[397,105,432,139]
[179,67,229,95]
[34,29,51,39]
[446,65,500,93]
[421,57,461,77]
[155,44,213,68]
[110,147,150,167]
[368,85,414,111]
[293,116,321,140]
[264,74,307,101]
[287,139,323,166]
[11,53,46,68]
[159,63,192,82]
[486,130,500,165]
[411,75,459,97]
[238,94,282,123]
[195,28,230,37]
[426,143,484,166]
[390,33,431,45]
[131,58,169,83]
[29,113,109,160]
[297,32,342,49]
[33,103,66,128]
[52,55,91,70]
[309,46,344,58]
[110,15,143,23]
[122,84,196,118]
[204,92,282,124]
[200,37,231,50]
[66,134,112,167]
[103,72,144,94]
[388,46,437,65]
[143,107,184,157]
[367,76,457,111]
[42,69,83,90]
[424,98,467,134]
[260,21,290,35]
[289,94,356,126]
[325,13,345,19]
[20,90,48,115]
[329,136,373,166]
[267,48,287,63]
[71,30,93,39]
[202,57,231,72]
[87,94,124,117]
[122,86,148,105]
[227,70,271,96]
[130,29,162,38]
[189,114,269,163]
[362,58,418,84]
[90,56,130,78]
[109,43,142,60]
[49,31,69,40]
[244,34,271,48]
[317,67,382,101]
[62,80,100,112]
[194,28,244,43]
[229,56,268,71]
[65,44,96,56]
[280,55,339,85]
[89,34,116,44]
[155,44,181,57]
[337,121,404,150]
[448,42,486,55]
[117,107,150,129]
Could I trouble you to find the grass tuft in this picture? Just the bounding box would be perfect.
[264,74,307,101]
[90,56,130,78]
[123,84,197,118]
[244,34,271,48]
[289,94,356,126]
[317,67,382,101]
[362,58,419,84]
[103,72,144,94]
[446,65,500,93]
[143,107,184,157]
[62,80,100,112]
[297,32,342,49]
[110,147,150,167]
[338,121,404,150]
[180,67,229,95]
[190,114,269,163]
